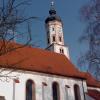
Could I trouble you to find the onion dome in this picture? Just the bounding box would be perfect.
[45,1,62,23]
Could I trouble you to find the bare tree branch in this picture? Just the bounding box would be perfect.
[0,0,40,79]
[78,0,100,80]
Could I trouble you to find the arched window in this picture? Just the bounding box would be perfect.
[74,84,81,100]
[26,80,35,100]
[59,48,64,54]
[52,82,60,100]
[60,49,62,53]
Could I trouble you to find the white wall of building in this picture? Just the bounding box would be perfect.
[0,70,87,100]
[46,43,70,59]
[53,43,70,59]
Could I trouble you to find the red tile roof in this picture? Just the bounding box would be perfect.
[86,73,100,88]
[0,44,100,88]
[87,89,100,100]
[0,46,85,77]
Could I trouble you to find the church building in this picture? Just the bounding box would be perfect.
[0,2,100,100]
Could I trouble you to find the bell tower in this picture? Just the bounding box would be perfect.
[45,1,70,59]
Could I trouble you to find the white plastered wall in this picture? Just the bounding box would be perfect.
[0,70,87,100]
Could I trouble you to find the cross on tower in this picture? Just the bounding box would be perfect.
[51,1,54,6]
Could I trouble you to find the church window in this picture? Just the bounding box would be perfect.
[52,36,56,42]
[48,38,50,44]
[42,82,47,100]
[74,84,81,100]
[60,49,62,53]
[26,80,35,100]
[52,82,60,100]
[59,36,62,42]
[60,48,64,54]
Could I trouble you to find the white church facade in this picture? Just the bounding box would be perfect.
[0,2,100,100]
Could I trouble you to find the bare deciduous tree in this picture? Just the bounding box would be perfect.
[0,0,39,80]
[0,0,39,56]
[78,0,100,80]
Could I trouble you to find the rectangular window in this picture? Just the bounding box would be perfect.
[59,36,62,42]
[48,38,50,44]
[59,48,64,54]
[62,49,64,53]
[60,49,62,53]
[53,36,55,42]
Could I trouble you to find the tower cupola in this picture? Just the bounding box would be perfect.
[45,1,70,59]
[45,2,61,23]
